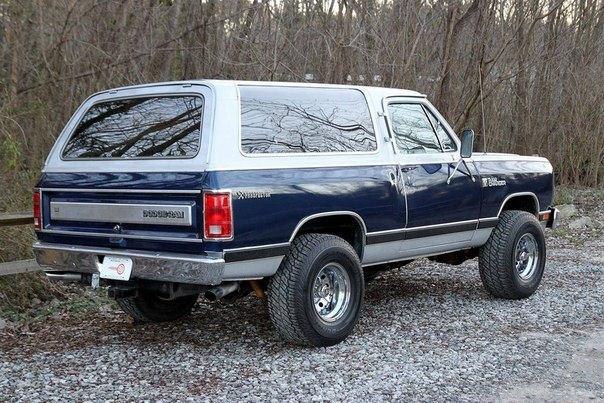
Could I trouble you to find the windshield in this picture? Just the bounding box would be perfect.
[62,95,203,159]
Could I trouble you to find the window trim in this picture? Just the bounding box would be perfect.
[386,102,445,155]
[236,84,380,157]
[60,93,205,161]
[422,105,458,153]
[381,97,461,159]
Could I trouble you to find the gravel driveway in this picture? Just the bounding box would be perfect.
[1,231,602,401]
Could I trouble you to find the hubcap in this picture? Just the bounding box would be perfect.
[312,262,352,323]
[514,233,539,280]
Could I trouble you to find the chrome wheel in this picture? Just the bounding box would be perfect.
[515,233,539,280]
[312,262,352,323]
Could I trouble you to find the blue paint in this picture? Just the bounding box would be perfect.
[473,159,553,217]
[35,158,554,255]
[206,165,401,250]
[402,162,481,227]
[37,172,207,190]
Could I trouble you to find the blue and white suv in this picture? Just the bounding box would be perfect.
[33,80,559,346]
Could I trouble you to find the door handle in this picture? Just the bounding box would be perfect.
[387,171,397,187]
[400,166,418,173]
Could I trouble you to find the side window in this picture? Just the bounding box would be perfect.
[425,108,457,152]
[240,86,377,154]
[387,103,442,154]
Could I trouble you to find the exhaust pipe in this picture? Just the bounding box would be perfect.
[205,282,239,301]
[45,272,83,283]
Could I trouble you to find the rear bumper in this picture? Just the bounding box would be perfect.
[33,241,225,285]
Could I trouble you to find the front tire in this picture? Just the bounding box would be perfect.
[267,233,365,347]
[116,290,198,323]
[479,210,546,299]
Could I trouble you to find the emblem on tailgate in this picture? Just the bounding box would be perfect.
[142,209,185,219]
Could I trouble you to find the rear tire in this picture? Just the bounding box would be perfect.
[267,233,364,347]
[116,290,198,323]
[479,210,546,299]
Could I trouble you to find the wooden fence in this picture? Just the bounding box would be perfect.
[0,212,34,227]
[0,212,41,276]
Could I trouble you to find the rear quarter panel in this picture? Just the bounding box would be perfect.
[201,165,401,253]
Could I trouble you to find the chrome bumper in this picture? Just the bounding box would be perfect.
[33,242,225,285]
[550,207,560,228]
[540,207,560,229]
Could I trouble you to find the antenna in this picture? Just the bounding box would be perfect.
[478,63,487,153]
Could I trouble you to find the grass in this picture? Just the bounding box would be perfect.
[554,186,574,205]
[550,186,604,246]
[0,170,38,262]
[550,227,590,246]
[0,169,71,323]
[0,273,64,321]
[0,168,114,325]
[0,275,112,325]
[1,294,112,327]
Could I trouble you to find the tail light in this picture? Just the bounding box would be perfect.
[203,192,233,240]
[33,190,42,230]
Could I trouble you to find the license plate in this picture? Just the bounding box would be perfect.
[98,256,133,281]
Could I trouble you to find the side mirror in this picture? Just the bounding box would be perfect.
[460,129,474,159]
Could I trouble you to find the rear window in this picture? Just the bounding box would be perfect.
[62,95,203,159]
[240,86,376,154]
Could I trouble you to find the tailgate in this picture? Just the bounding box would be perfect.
[38,188,204,253]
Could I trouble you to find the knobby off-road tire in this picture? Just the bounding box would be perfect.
[267,233,365,347]
[117,291,199,323]
[479,210,546,299]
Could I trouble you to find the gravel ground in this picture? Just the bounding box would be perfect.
[1,216,602,401]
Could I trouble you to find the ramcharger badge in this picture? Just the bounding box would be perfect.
[142,209,185,219]
[481,177,507,187]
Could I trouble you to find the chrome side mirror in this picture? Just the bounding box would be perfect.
[460,129,475,159]
[447,129,476,184]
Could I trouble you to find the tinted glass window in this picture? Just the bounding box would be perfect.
[62,96,203,159]
[425,109,457,152]
[387,103,442,154]
[240,86,376,154]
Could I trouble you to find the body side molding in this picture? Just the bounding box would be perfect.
[223,242,290,263]
[366,219,480,244]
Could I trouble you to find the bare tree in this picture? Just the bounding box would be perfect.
[0,0,602,187]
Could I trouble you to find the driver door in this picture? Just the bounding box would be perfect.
[384,98,481,246]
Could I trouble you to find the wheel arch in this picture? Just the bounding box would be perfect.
[497,192,540,217]
[289,211,367,259]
